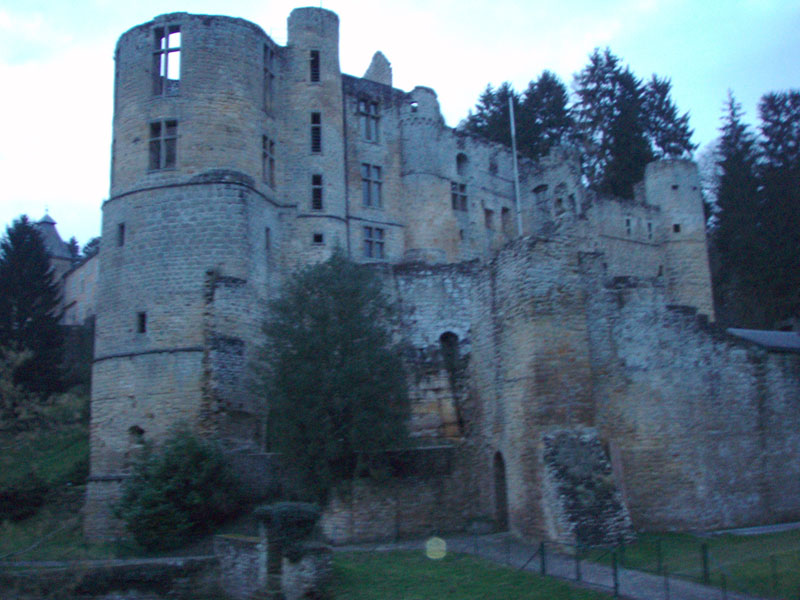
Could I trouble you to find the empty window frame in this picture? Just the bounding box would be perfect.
[137,312,147,333]
[312,232,324,245]
[117,223,126,247]
[153,25,180,95]
[673,223,681,233]
[358,100,379,142]
[263,45,276,111]
[311,113,321,152]
[647,221,653,241]
[149,120,177,170]
[625,217,632,236]
[501,207,511,234]
[363,226,385,259]
[451,182,467,211]
[265,226,271,251]
[262,135,275,187]
[311,174,323,210]
[309,50,320,82]
[484,209,494,230]
[456,153,468,176]
[361,164,382,207]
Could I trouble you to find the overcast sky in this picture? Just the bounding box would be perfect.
[1,0,798,246]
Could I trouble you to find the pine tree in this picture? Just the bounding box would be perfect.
[711,93,764,326]
[257,251,410,502]
[0,216,63,393]
[518,70,574,161]
[460,82,519,148]
[757,90,800,325]
[642,75,696,159]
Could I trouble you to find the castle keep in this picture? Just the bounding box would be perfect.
[85,8,800,543]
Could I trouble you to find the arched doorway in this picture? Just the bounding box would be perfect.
[493,451,509,531]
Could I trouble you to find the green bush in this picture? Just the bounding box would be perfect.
[0,469,47,521]
[115,427,243,551]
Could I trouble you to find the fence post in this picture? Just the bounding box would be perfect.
[612,551,619,597]
[771,554,778,596]
[656,539,663,575]
[701,542,710,585]
[540,541,546,576]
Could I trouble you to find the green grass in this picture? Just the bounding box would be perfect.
[332,551,610,599]
[587,530,800,598]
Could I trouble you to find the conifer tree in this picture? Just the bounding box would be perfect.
[461,82,519,148]
[0,216,63,392]
[517,70,575,161]
[711,93,764,326]
[257,251,409,502]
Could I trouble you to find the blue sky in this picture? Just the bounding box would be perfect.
[1,0,799,245]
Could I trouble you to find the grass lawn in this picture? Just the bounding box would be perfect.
[587,530,800,599]
[333,550,611,599]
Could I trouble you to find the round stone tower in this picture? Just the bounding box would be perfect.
[86,13,282,538]
[399,87,457,263]
[645,159,715,320]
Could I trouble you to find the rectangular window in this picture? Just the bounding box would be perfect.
[311,112,321,153]
[311,174,323,210]
[137,312,147,333]
[484,209,494,230]
[262,135,275,187]
[265,226,271,251]
[309,50,320,82]
[263,45,275,111]
[625,217,632,236]
[673,223,681,233]
[153,25,180,95]
[501,207,511,235]
[358,100,379,142]
[149,120,177,170]
[361,164,382,207]
[647,221,653,241]
[363,226,385,259]
[451,182,467,211]
[312,232,324,245]
[117,223,126,247]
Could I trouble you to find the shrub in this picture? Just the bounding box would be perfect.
[115,427,243,551]
[0,469,47,521]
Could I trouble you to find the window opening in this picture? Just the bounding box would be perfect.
[265,227,271,251]
[263,45,275,111]
[451,182,467,211]
[671,184,679,190]
[647,221,653,241]
[117,223,126,247]
[312,233,324,245]
[555,198,564,216]
[309,50,320,82]
[489,157,498,176]
[456,153,468,176]
[501,207,511,235]
[153,25,180,95]
[262,135,275,187]
[358,100,379,142]
[625,217,632,236]
[361,164,382,207]
[310,113,321,152]
[410,101,419,112]
[137,312,147,333]
[149,120,177,170]
[363,226,385,259]
[673,223,681,233]
[484,209,494,230]
[312,174,323,210]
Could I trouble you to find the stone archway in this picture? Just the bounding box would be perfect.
[493,451,509,531]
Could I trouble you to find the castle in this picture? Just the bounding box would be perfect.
[81,7,800,544]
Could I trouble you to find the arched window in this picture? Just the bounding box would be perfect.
[456,153,468,176]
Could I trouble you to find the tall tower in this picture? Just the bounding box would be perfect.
[85,13,282,537]
[644,160,715,320]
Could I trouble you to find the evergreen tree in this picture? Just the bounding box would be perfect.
[461,82,519,148]
[711,93,764,326]
[757,90,800,325]
[642,75,696,159]
[573,48,695,196]
[0,216,63,392]
[257,252,410,502]
[518,70,575,161]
